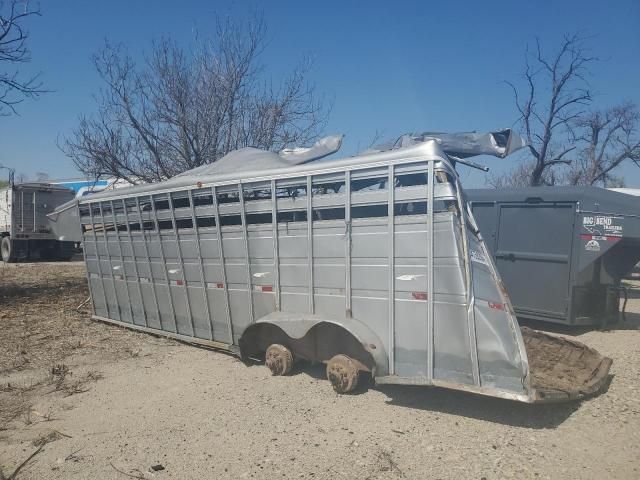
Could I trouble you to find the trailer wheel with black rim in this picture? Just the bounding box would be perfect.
[326,354,359,393]
[265,344,293,376]
[1,237,16,263]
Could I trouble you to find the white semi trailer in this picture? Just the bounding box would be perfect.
[0,183,76,262]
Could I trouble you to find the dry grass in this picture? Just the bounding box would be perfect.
[0,262,172,432]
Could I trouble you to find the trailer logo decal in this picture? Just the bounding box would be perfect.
[580,233,620,242]
[585,239,601,252]
[582,215,623,237]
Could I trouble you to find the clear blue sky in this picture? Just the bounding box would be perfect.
[1,0,639,187]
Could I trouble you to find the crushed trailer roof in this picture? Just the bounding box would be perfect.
[82,129,525,202]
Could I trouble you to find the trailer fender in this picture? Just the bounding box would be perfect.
[239,312,388,376]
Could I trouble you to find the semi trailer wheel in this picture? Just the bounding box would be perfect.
[265,344,293,376]
[326,354,359,393]
[1,237,16,263]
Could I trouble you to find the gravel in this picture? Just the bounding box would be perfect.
[0,262,639,479]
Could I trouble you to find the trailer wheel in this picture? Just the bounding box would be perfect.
[326,354,359,393]
[265,344,293,376]
[1,237,16,263]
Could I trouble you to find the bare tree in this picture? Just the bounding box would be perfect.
[565,102,640,186]
[487,160,544,189]
[0,0,44,115]
[503,34,596,186]
[63,17,329,184]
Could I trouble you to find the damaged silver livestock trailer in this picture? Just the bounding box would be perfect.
[66,130,611,403]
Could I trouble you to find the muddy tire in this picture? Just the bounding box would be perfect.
[1,237,16,263]
[326,354,359,393]
[265,344,293,376]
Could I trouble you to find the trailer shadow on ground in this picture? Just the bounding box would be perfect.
[0,275,87,304]
[285,361,589,429]
[377,385,588,429]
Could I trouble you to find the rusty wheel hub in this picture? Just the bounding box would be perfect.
[265,344,293,376]
[326,354,359,393]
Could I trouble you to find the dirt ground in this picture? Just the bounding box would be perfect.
[0,262,639,480]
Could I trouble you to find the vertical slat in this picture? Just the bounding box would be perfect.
[238,183,255,324]
[188,190,215,340]
[132,198,161,327]
[110,200,134,323]
[270,180,281,310]
[122,199,150,328]
[88,203,109,317]
[147,197,179,333]
[455,178,481,386]
[426,160,435,383]
[168,194,196,336]
[306,176,314,314]
[345,170,352,318]
[20,190,24,232]
[99,203,120,320]
[212,186,234,342]
[32,191,36,232]
[79,203,97,316]
[387,165,395,375]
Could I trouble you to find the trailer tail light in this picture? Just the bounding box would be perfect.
[412,292,428,300]
[488,301,505,310]
[256,285,273,292]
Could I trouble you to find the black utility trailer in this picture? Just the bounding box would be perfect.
[467,187,640,326]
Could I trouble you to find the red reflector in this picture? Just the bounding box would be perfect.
[488,301,504,310]
[261,285,273,292]
[216,282,224,289]
[412,292,428,300]
[176,280,184,286]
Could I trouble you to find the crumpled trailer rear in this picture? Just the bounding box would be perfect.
[63,130,611,403]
